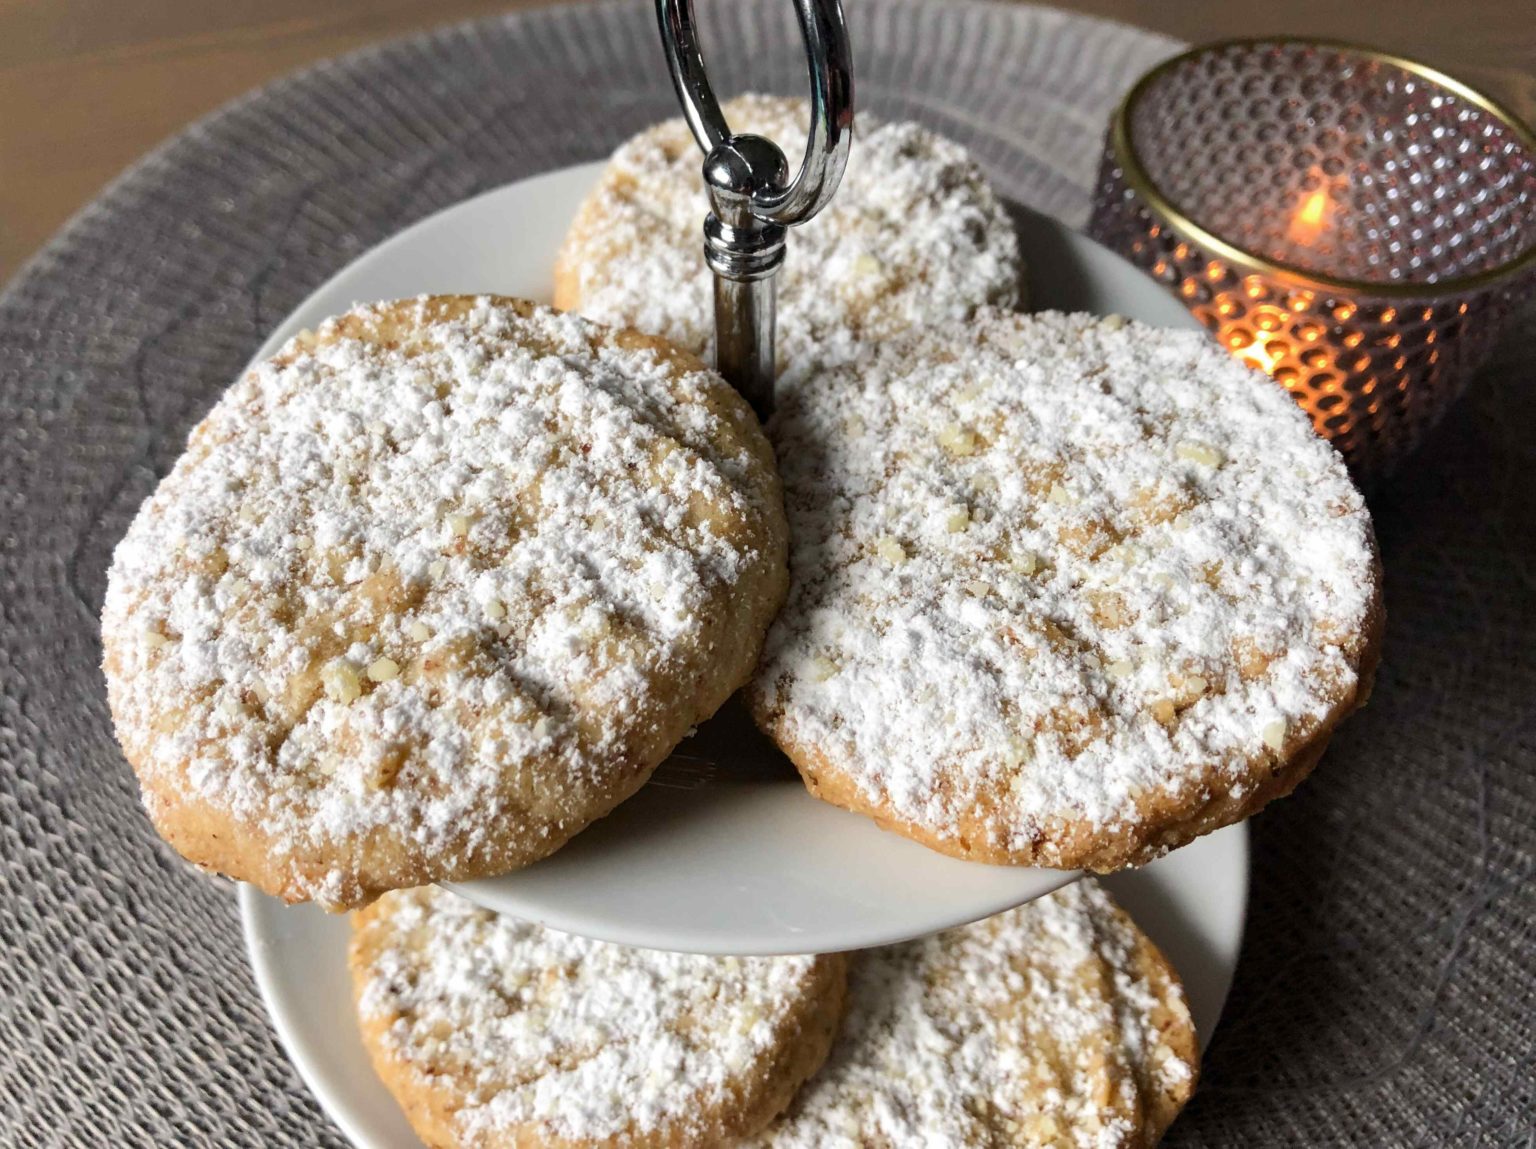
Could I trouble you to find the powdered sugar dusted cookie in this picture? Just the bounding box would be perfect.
[554,94,1021,384]
[749,310,1382,870]
[349,886,847,1148]
[752,879,1198,1148]
[102,296,787,910]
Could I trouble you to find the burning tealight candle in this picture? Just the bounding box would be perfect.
[1287,185,1333,250]
[1089,38,1536,483]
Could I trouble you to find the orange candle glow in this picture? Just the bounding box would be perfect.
[1232,338,1281,374]
[1287,186,1332,247]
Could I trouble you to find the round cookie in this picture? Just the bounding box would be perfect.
[748,310,1383,870]
[102,295,788,910]
[554,93,1021,385]
[752,879,1199,1148]
[349,886,848,1148]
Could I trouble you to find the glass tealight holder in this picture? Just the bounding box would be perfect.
[1088,37,1536,483]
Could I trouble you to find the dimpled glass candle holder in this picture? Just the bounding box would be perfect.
[1088,38,1536,482]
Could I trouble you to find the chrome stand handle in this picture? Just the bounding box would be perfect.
[654,0,854,418]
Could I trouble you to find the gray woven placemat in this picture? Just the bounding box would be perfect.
[1,0,1532,1144]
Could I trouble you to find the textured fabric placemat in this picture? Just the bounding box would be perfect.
[1,0,1532,1144]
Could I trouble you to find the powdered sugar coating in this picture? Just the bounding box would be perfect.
[102,296,787,909]
[555,94,1021,385]
[350,886,843,1147]
[754,880,1198,1148]
[750,310,1379,869]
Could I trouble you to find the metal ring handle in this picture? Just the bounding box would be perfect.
[656,0,854,227]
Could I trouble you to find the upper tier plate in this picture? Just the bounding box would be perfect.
[243,162,1243,957]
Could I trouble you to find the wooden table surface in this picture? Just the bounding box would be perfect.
[2,0,1532,287]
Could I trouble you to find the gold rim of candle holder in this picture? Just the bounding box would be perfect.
[1110,36,1536,299]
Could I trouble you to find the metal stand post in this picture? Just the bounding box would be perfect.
[655,0,854,418]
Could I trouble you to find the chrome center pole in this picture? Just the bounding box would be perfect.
[655,0,854,419]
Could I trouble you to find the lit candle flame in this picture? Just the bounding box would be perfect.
[1288,186,1332,247]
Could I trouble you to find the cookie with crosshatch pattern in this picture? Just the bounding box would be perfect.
[748,309,1383,871]
[102,295,788,910]
[752,879,1199,1148]
[349,885,847,1148]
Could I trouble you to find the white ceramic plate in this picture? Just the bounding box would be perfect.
[247,161,1229,957]
[242,162,1249,1147]
[242,830,1246,1149]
